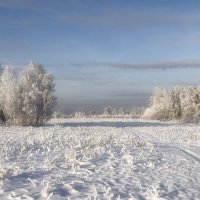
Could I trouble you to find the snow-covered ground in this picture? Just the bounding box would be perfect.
[1,118,200,199]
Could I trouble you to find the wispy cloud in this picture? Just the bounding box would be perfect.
[51,60,200,70]
[108,60,200,70]
[4,60,200,71]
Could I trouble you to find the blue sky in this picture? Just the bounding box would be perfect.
[1,0,200,112]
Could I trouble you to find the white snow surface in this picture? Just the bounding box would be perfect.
[1,118,200,199]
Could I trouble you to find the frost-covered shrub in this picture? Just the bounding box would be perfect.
[103,106,144,118]
[142,85,200,122]
[73,112,85,118]
[181,86,200,122]
[142,87,173,120]
[103,106,115,115]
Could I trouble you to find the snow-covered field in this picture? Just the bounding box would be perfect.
[1,118,200,199]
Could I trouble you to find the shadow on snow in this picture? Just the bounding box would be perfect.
[56,121,178,128]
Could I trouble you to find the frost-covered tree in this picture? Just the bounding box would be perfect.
[142,85,200,122]
[18,63,56,126]
[170,86,182,119]
[180,86,200,122]
[0,66,18,124]
[142,87,173,120]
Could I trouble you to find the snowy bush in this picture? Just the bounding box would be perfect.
[142,85,200,122]
[103,106,115,115]
[73,112,85,118]
[142,87,174,120]
[102,106,144,118]
[0,63,56,126]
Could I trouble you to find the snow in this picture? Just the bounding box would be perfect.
[1,118,200,199]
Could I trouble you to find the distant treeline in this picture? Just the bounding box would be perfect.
[53,106,146,119]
